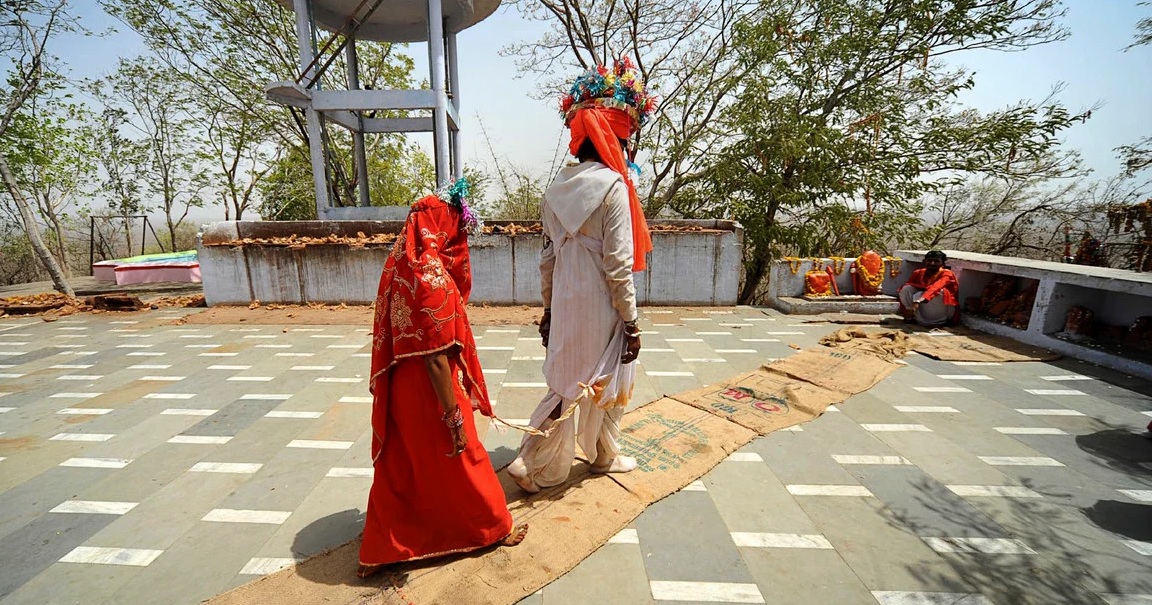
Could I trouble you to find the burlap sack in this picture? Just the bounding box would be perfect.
[768,347,903,395]
[669,370,841,435]
[910,332,1060,362]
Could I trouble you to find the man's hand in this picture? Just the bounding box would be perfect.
[539,309,551,348]
[622,333,641,364]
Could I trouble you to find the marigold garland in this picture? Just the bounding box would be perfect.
[785,256,804,274]
[829,256,846,275]
[856,259,885,290]
[883,256,902,278]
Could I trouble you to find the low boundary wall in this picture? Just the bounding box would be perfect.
[196,219,743,307]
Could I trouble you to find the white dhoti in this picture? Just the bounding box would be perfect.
[899,286,955,327]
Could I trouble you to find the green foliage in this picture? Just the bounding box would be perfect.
[692,0,1083,302]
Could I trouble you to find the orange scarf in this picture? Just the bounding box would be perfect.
[568,107,653,272]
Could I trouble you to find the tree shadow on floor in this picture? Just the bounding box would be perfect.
[880,477,1151,605]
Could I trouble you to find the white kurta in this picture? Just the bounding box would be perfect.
[512,161,639,489]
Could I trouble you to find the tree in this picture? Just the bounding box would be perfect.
[90,105,148,254]
[92,57,204,250]
[1117,2,1152,178]
[0,0,82,296]
[102,0,428,213]
[695,0,1086,302]
[505,0,756,216]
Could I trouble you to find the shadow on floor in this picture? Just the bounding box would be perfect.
[1083,500,1152,542]
[1075,428,1152,477]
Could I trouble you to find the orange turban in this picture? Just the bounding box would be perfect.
[567,107,653,272]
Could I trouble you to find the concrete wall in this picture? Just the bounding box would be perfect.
[197,219,743,306]
[895,249,1152,379]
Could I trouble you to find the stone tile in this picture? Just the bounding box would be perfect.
[543,543,654,605]
[636,491,756,584]
[740,547,876,605]
[0,511,118,598]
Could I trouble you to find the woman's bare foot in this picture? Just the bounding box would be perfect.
[356,563,385,579]
[500,523,529,546]
[591,455,637,474]
[507,458,541,493]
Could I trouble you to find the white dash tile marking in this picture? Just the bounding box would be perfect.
[60,457,131,469]
[56,408,112,415]
[872,590,994,605]
[947,485,1043,498]
[190,462,262,474]
[50,392,102,399]
[59,546,163,567]
[978,456,1064,467]
[161,408,217,416]
[287,440,353,450]
[682,480,707,492]
[50,433,114,442]
[1041,375,1092,382]
[240,557,297,575]
[265,411,323,419]
[168,435,232,444]
[731,532,833,549]
[786,484,873,497]
[923,536,1036,554]
[51,364,93,369]
[914,387,972,393]
[240,394,291,401]
[1117,490,1152,503]
[895,406,960,413]
[1015,408,1085,416]
[50,500,138,515]
[143,393,195,400]
[727,452,764,462]
[862,424,932,432]
[649,581,764,603]
[1120,540,1152,556]
[57,375,104,381]
[936,375,992,380]
[228,376,274,382]
[338,396,372,403]
[129,364,171,370]
[138,376,185,382]
[202,508,291,524]
[1025,389,1085,396]
[326,467,373,478]
[314,377,361,383]
[832,455,911,465]
[608,528,639,544]
[995,427,1068,435]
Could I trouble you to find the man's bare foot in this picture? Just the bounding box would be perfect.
[356,563,385,579]
[507,458,541,493]
[500,523,529,546]
[591,455,637,474]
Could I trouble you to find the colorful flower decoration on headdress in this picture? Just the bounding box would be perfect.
[560,56,658,132]
[435,176,482,234]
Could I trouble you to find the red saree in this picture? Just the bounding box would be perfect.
[360,194,512,566]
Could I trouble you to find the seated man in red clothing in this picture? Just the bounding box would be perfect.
[898,250,960,326]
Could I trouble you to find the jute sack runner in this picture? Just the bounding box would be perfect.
[909,330,1061,362]
[670,347,903,435]
[204,398,756,605]
[818,327,913,362]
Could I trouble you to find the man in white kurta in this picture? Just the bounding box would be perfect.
[506,160,640,493]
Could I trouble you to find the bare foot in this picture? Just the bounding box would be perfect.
[591,455,637,474]
[500,523,529,546]
[507,458,541,493]
[356,563,385,579]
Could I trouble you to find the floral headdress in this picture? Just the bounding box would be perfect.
[560,56,658,132]
[435,176,482,234]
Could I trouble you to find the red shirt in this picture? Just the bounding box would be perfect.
[904,268,959,307]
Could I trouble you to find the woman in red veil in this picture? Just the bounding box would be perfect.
[358,181,527,578]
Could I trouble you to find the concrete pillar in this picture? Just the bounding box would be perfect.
[345,37,371,207]
[292,0,331,216]
[426,0,450,186]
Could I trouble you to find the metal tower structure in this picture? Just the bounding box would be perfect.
[266,0,500,218]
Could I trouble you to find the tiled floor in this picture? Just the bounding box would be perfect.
[0,308,1150,604]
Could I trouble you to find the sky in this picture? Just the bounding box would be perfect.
[55,0,1152,224]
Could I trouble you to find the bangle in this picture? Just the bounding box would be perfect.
[442,407,463,429]
[624,320,641,337]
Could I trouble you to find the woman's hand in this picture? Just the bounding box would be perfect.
[539,309,552,348]
[447,415,467,457]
